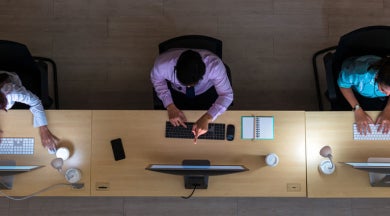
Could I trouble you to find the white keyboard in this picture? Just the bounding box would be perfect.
[353,124,390,140]
[0,137,34,154]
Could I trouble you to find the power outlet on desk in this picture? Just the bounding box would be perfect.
[95,182,110,191]
[287,183,301,192]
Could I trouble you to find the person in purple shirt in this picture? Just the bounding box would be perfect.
[151,49,233,143]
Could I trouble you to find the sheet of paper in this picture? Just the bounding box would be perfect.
[257,117,274,139]
[241,116,254,139]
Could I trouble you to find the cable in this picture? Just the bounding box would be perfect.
[328,156,334,169]
[0,183,84,201]
[181,185,197,199]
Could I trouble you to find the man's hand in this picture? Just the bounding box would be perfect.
[39,126,59,150]
[354,109,374,135]
[192,113,212,144]
[376,107,390,134]
[167,104,187,128]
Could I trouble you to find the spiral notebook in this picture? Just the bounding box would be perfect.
[241,116,274,140]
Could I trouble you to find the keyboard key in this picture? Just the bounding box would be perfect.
[165,121,226,140]
[353,124,390,140]
[0,137,34,155]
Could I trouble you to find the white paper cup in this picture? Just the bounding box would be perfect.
[265,153,279,167]
[56,147,70,160]
[65,168,82,183]
[318,159,335,175]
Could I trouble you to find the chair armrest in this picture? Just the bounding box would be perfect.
[312,46,337,110]
[34,60,52,109]
[33,56,59,109]
[323,52,337,101]
[152,88,165,110]
[223,63,233,107]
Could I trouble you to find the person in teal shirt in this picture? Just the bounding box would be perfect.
[338,55,390,135]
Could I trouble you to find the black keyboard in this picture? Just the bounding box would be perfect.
[165,121,225,140]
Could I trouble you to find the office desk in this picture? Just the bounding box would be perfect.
[306,111,390,198]
[91,110,306,197]
[0,110,91,196]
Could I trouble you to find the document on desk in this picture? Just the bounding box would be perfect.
[241,116,274,140]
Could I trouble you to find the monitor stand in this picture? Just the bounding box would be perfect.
[368,157,390,187]
[182,160,210,189]
[0,160,16,190]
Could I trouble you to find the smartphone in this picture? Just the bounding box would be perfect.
[110,138,126,161]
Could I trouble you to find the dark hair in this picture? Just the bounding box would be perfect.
[175,50,206,86]
[371,56,390,86]
[0,73,10,111]
[0,92,7,111]
[0,73,9,84]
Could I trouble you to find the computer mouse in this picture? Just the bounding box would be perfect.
[226,124,235,141]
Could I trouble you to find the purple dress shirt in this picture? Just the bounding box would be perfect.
[150,49,233,121]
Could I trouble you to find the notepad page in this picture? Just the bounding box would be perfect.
[256,116,274,139]
[241,116,255,139]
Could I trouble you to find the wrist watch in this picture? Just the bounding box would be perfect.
[352,104,361,111]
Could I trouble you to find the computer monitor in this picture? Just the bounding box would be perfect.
[344,158,390,187]
[344,162,390,174]
[0,160,44,190]
[145,160,249,189]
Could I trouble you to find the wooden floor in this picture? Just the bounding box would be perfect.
[2,1,389,111]
[1,0,390,215]
[1,197,390,216]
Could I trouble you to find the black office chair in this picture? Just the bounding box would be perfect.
[313,26,390,111]
[0,40,59,109]
[153,35,232,110]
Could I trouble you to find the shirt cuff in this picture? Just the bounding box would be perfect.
[207,107,219,122]
[33,116,48,128]
[163,97,174,109]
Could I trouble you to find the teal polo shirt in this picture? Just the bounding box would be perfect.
[337,55,386,98]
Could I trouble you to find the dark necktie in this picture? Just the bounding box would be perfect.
[186,86,195,98]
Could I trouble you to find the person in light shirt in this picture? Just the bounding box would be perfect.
[151,49,233,143]
[338,55,390,135]
[0,71,59,150]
